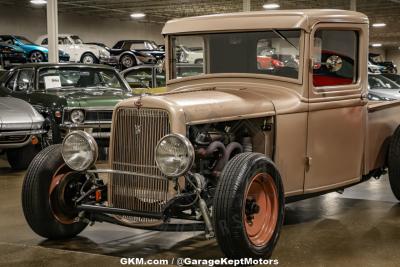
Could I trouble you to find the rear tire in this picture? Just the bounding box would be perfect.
[388,126,400,200]
[22,144,87,239]
[7,144,40,170]
[80,52,98,64]
[213,152,285,259]
[120,54,136,69]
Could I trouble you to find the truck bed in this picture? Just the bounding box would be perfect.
[367,100,400,172]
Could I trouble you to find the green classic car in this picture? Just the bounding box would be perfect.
[0,63,133,147]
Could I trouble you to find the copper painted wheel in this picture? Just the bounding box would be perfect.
[243,173,278,247]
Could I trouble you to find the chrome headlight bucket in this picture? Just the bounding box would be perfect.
[70,109,85,124]
[155,134,195,178]
[62,131,98,171]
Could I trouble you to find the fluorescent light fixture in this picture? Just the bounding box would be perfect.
[130,13,146,19]
[372,23,386,28]
[263,3,280,9]
[371,43,382,47]
[30,0,47,5]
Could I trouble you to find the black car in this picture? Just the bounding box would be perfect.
[0,44,27,68]
[110,40,164,69]
[381,73,400,85]
[369,53,397,74]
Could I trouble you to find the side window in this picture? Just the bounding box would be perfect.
[16,69,34,92]
[125,69,152,88]
[42,38,48,45]
[313,30,358,87]
[6,72,17,91]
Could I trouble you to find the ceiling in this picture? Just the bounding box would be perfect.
[2,0,400,48]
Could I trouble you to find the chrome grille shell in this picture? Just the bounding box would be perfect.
[109,107,171,225]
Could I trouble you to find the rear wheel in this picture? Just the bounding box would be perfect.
[120,54,136,69]
[22,145,87,239]
[7,144,40,170]
[388,126,400,200]
[213,152,284,259]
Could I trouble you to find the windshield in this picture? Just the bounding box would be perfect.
[71,35,83,44]
[16,36,36,45]
[171,30,301,80]
[38,67,127,91]
[369,75,400,90]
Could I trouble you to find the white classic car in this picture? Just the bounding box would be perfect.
[36,34,111,64]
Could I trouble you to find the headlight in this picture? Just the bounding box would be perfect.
[62,131,98,171]
[99,49,109,58]
[155,134,194,177]
[70,109,85,124]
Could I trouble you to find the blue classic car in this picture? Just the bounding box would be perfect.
[0,35,69,63]
[0,43,27,67]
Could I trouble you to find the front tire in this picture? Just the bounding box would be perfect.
[213,152,285,259]
[22,145,87,239]
[29,51,45,63]
[7,144,40,170]
[80,52,98,64]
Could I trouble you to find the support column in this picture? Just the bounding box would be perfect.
[350,0,357,11]
[243,0,251,12]
[47,0,59,63]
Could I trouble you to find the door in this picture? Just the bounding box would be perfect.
[305,26,367,193]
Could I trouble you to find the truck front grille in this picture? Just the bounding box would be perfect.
[109,107,171,224]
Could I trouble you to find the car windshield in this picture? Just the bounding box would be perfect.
[369,75,400,90]
[171,30,301,80]
[38,67,127,91]
[16,36,36,45]
[71,35,83,44]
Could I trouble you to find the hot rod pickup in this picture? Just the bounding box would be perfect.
[21,9,400,259]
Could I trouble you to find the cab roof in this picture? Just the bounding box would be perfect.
[162,9,368,35]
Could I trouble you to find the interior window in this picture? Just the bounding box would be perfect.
[313,30,359,87]
[6,72,17,91]
[58,37,72,45]
[125,68,153,88]
[16,69,34,91]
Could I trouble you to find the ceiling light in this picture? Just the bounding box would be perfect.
[30,0,47,5]
[372,23,386,28]
[130,13,146,19]
[371,43,382,47]
[263,3,280,9]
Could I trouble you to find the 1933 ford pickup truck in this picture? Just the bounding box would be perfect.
[21,10,400,259]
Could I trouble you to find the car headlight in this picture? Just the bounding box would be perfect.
[155,134,194,177]
[62,131,98,171]
[70,109,85,124]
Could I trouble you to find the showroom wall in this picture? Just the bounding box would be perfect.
[386,49,400,69]
[0,5,164,47]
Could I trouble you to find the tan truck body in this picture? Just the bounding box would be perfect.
[115,9,400,198]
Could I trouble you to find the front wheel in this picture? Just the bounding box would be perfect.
[22,144,88,239]
[29,51,45,63]
[81,53,98,64]
[7,144,40,170]
[213,152,285,259]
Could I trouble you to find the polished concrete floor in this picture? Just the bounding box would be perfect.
[1,155,400,267]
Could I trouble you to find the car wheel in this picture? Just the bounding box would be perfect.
[81,53,98,64]
[29,51,45,63]
[194,59,203,64]
[6,144,40,170]
[120,54,136,69]
[213,152,285,259]
[22,144,88,239]
[388,125,400,200]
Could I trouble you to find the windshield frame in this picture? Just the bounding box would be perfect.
[35,65,131,92]
[167,29,305,85]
